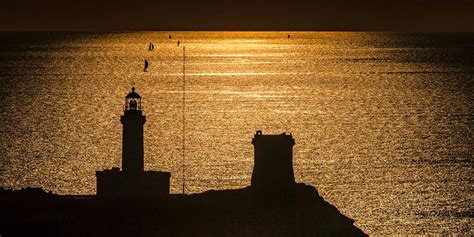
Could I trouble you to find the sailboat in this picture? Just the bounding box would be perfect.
[144,59,149,72]
[148,43,154,51]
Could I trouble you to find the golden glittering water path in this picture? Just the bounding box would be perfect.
[0,32,473,235]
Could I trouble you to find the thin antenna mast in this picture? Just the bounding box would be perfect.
[182,46,186,195]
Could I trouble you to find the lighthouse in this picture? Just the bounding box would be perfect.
[121,87,145,173]
[96,87,170,199]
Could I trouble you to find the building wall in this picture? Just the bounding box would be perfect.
[96,169,170,199]
[251,132,295,191]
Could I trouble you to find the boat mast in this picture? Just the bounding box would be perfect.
[182,46,186,195]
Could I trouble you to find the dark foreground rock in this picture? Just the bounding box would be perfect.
[1,184,366,236]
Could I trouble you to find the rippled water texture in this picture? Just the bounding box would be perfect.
[0,32,472,235]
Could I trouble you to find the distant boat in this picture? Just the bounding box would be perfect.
[169,34,172,39]
[148,43,154,51]
[144,59,149,72]
[177,40,180,47]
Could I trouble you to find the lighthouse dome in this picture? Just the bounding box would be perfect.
[126,87,141,99]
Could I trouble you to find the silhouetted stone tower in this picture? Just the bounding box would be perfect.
[121,87,145,173]
[251,130,295,191]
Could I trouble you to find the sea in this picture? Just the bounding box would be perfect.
[0,32,472,235]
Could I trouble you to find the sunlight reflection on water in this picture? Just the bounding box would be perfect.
[0,32,472,235]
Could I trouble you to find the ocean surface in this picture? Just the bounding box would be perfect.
[0,32,472,235]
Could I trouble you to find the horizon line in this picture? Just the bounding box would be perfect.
[1,29,473,33]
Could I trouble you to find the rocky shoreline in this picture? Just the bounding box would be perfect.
[1,184,366,236]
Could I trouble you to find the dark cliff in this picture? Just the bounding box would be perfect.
[0,184,366,236]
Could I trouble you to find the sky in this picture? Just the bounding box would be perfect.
[1,0,473,31]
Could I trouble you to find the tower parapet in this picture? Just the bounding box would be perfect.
[251,130,295,192]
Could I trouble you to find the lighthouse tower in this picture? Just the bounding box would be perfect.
[96,87,170,199]
[121,87,145,173]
